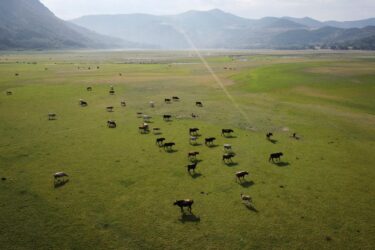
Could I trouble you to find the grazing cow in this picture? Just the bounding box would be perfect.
[136,112,143,118]
[191,113,198,118]
[163,142,175,151]
[6,91,13,95]
[266,133,273,140]
[15,73,19,76]
[165,98,171,104]
[54,172,68,181]
[269,152,283,162]
[221,129,234,136]
[241,193,252,203]
[48,113,57,120]
[106,106,114,112]
[87,87,92,91]
[236,171,249,182]
[189,136,198,145]
[189,128,199,135]
[109,90,115,95]
[223,144,232,152]
[79,99,88,106]
[223,153,235,163]
[174,199,194,212]
[196,101,203,107]
[205,137,216,146]
[163,115,172,121]
[139,124,149,133]
[188,151,199,160]
[107,120,117,128]
[187,162,198,173]
[121,101,126,107]
[156,137,165,146]
[172,96,180,101]
[149,101,155,108]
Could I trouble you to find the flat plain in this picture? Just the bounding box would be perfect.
[0,50,374,249]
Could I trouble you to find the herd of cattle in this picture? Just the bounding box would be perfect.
[6,85,290,214]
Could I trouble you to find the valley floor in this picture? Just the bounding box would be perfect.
[0,50,374,249]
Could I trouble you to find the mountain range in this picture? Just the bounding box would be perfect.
[1,0,374,50]
[0,0,142,50]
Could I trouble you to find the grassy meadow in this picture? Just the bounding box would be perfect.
[0,50,374,249]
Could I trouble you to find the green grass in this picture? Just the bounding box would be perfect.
[0,51,374,249]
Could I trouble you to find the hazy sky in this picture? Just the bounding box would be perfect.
[40,0,375,21]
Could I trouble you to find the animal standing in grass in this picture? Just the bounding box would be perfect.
[48,113,56,120]
[205,137,216,146]
[79,99,88,107]
[156,138,165,146]
[189,128,199,135]
[269,152,283,162]
[174,199,194,213]
[187,162,198,173]
[188,151,199,161]
[223,153,235,163]
[163,142,175,151]
[107,120,117,128]
[221,129,234,137]
[236,171,249,182]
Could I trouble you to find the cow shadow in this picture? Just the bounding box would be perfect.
[153,132,162,135]
[189,172,202,179]
[224,162,238,167]
[206,144,219,148]
[165,149,178,153]
[191,143,203,147]
[54,179,69,188]
[268,139,278,144]
[274,161,290,167]
[223,135,237,139]
[239,180,254,188]
[178,213,201,224]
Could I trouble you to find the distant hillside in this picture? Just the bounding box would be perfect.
[72,9,375,50]
[271,26,375,49]
[71,9,308,49]
[0,0,143,50]
[282,17,375,29]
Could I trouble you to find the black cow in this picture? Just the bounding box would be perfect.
[121,101,126,107]
[48,113,57,120]
[189,128,199,135]
[205,137,216,145]
[106,106,114,112]
[156,138,165,146]
[187,162,198,173]
[6,91,12,95]
[107,120,117,128]
[172,96,180,101]
[266,133,273,140]
[222,153,235,163]
[79,100,88,106]
[269,152,283,162]
[174,199,194,212]
[165,98,171,104]
[221,129,234,136]
[188,151,199,160]
[87,87,92,91]
[164,142,175,151]
[196,101,203,107]
[236,171,249,182]
[109,90,115,95]
[163,115,172,121]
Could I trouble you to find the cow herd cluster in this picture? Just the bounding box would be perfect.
[6,84,293,215]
